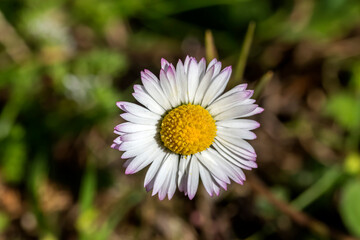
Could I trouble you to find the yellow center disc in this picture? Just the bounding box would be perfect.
[160,104,217,155]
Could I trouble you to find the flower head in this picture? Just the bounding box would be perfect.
[112,56,263,200]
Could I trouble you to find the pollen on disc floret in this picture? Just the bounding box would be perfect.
[160,104,217,155]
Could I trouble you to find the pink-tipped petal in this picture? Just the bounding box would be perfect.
[161,58,170,70]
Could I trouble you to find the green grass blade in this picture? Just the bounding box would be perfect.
[291,167,342,210]
[233,21,256,83]
[79,158,97,213]
[95,191,145,240]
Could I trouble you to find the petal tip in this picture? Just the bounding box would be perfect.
[168,193,175,200]
[116,101,124,108]
[133,84,142,91]
[125,169,133,175]
[145,184,152,192]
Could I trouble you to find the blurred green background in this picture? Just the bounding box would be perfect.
[0,0,360,239]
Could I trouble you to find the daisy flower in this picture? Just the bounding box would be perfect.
[111,56,263,200]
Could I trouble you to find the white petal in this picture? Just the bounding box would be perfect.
[120,130,157,142]
[212,182,221,196]
[144,69,160,82]
[121,142,158,159]
[167,63,176,73]
[161,58,170,70]
[214,104,258,121]
[196,150,230,184]
[187,59,200,103]
[198,162,217,196]
[141,71,172,110]
[158,176,170,200]
[178,155,190,194]
[201,66,232,107]
[176,60,188,103]
[120,113,159,125]
[184,55,190,73]
[198,58,206,79]
[193,66,214,105]
[215,83,248,102]
[165,65,181,106]
[125,145,160,174]
[111,143,121,151]
[217,127,257,140]
[144,151,168,186]
[215,137,256,159]
[117,101,160,120]
[213,141,256,170]
[152,154,179,200]
[145,179,155,192]
[216,119,260,130]
[219,159,246,184]
[207,59,222,76]
[118,138,154,151]
[241,107,264,117]
[113,130,125,136]
[115,122,156,133]
[160,69,177,108]
[167,156,179,200]
[206,147,246,184]
[213,141,251,167]
[207,58,218,71]
[207,90,253,116]
[133,85,165,115]
[211,175,229,190]
[113,136,122,144]
[152,154,172,196]
[187,155,200,199]
[211,89,253,106]
[213,62,222,76]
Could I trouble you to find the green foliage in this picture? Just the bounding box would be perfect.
[326,92,360,132]
[77,159,145,240]
[340,179,360,237]
[351,62,360,94]
[27,154,48,200]
[0,212,9,233]
[291,167,342,210]
[72,49,128,77]
[20,7,70,46]
[79,160,97,213]
[308,0,360,40]
[72,0,145,30]
[0,125,26,183]
[344,153,360,175]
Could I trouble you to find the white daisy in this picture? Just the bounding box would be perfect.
[111,56,263,200]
